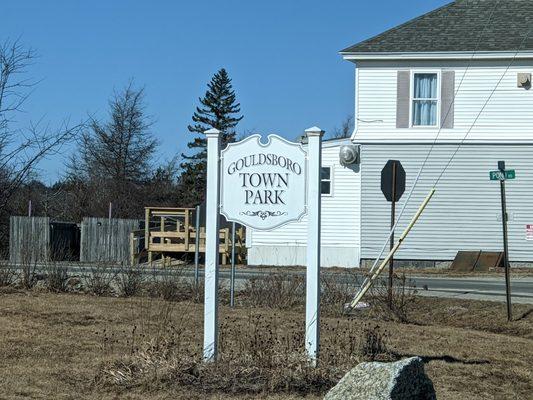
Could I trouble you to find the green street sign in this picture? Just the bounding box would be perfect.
[490,170,516,181]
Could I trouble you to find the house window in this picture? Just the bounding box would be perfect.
[321,167,332,195]
[412,73,439,127]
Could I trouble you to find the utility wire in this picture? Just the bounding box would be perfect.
[435,26,533,186]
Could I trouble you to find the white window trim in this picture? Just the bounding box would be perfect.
[321,166,333,197]
[409,70,441,128]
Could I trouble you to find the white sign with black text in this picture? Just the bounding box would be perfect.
[220,135,307,230]
[202,126,323,365]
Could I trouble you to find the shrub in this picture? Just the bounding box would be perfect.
[321,271,360,316]
[20,258,40,290]
[146,269,199,302]
[99,308,352,395]
[367,273,418,323]
[241,273,304,310]
[83,264,116,296]
[116,265,144,297]
[0,261,17,287]
[358,323,390,361]
[45,263,70,293]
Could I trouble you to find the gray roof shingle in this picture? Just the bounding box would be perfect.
[341,0,533,54]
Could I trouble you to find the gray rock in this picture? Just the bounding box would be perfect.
[325,357,436,400]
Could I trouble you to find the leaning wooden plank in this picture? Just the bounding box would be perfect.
[348,188,435,310]
[450,251,481,272]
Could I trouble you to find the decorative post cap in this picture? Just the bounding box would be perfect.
[305,126,325,136]
[205,128,221,137]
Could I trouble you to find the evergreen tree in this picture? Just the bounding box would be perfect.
[179,68,243,206]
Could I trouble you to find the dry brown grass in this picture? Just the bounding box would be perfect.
[241,273,305,310]
[0,288,531,399]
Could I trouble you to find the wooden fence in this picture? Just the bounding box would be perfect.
[9,216,50,263]
[80,217,140,263]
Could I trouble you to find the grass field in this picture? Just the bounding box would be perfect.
[0,286,532,399]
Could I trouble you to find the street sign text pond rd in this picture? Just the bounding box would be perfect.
[490,170,516,181]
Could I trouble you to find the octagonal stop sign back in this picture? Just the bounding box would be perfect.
[381,160,406,202]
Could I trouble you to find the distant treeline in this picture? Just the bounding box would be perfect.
[0,39,244,254]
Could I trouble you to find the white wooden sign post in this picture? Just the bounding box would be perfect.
[203,126,323,363]
[305,126,323,364]
[203,128,221,361]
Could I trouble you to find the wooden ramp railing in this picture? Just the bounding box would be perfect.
[130,207,244,265]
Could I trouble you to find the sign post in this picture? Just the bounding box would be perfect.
[204,126,319,362]
[381,160,405,308]
[493,161,513,321]
[305,126,323,364]
[389,162,396,308]
[203,128,221,361]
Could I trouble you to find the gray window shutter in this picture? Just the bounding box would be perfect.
[441,71,455,129]
[396,71,410,128]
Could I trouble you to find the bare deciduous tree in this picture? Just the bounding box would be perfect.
[0,39,82,213]
[330,115,354,139]
[68,81,158,218]
[72,82,156,182]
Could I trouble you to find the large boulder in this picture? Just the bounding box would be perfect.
[324,357,436,400]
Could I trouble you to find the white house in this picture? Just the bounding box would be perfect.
[247,138,361,268]
[248,0,533,267]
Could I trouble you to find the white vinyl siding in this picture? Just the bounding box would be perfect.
[360,143,533,262]
[354,60,533,142]
[247,141,361,267]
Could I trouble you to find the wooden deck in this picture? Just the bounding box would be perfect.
[131,207,244,265]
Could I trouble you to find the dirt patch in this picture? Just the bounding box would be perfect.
[0,292,531,399]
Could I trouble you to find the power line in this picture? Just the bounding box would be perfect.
[435,26,533,186]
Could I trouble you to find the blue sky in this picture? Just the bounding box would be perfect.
[4,0,448,183]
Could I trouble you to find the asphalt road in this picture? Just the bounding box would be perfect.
[219,269,533,304]
[55,264,533,304]
[5,263,533,304]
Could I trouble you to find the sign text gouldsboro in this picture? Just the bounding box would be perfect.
[226,153,303,205]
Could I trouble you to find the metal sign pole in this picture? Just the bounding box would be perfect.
[230,222,236,308]
[498,161,512,321]
[388,162,397,309]
[380,160,405,308]
[194,205,201,288]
